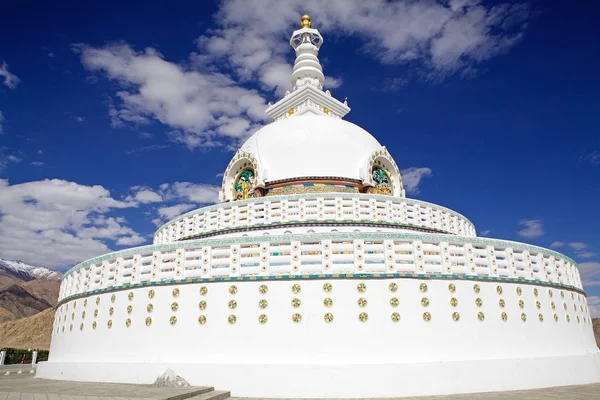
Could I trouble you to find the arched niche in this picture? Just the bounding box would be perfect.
[363,147,404,197]
[220,150,265,202]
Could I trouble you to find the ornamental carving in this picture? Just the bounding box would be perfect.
[222,151,262,202]
[370,167,392,196]
[234,169,256,200]
[365,147,404,197]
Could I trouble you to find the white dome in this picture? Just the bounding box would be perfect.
[241,115,382,182]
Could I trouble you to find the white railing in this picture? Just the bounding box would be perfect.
[59,232,581,301]
[152,194,477,244]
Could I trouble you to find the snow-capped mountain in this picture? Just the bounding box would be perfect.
[0,258,61,282]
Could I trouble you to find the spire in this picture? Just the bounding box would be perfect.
[265,15,350,121]
[290,14,324,91]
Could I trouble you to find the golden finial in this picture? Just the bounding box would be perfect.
[301,14,312,28]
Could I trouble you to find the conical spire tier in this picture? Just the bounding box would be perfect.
[265,15,350,121]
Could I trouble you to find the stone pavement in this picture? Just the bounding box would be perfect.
[229,383,600,399]
[0,373,597,399]
[0,374,229,400]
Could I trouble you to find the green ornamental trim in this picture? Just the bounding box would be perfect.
[56,272,587,307]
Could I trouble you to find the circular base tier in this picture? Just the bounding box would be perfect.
[45,278,599,397]
[37,354,600,398]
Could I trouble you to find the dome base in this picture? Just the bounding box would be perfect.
[38,353,600,398]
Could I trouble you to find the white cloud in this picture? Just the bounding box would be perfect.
[479,230,490,237]
[0,179,141,268]
[517,219,544,239]
[0,150,21,171]
[123,182,221,227]
[115,234,146,246]
[163,182,220,204]
[588,296,600,318]
[401,167,432,194]
[76,1,528,151]
[75,43,268,150]
[198,0,528,90]
[157,203,197,220]
[550,240,596,260]
[566,242,597,260]
[5,155,20,163]
[30,161,45,166]
[125,144,169,155]
[0,62,20,135]
[569,242,588,251]
[577,252,597,259]
[127,188,163,204]
[376,77,408,92]
[0,178,222,268]
[0,61,20,89]
[148,182,220,226]
[138,132,153,139]
[580,262,600,288]
[152,218,162,227]
[581,151,600,165]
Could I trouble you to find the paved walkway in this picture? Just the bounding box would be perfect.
[0,374,597,399]
[0,375,218,400]
[395,383,600,399]
[230,383,600,399]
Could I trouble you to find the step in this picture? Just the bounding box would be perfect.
[0,369,35,377]
[187,390,231,400]
[165,387,216,400]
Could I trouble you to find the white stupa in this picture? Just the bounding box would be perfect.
[38,15,600,398]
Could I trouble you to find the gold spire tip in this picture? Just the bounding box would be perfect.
[301,14,312,28]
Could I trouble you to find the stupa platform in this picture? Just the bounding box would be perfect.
[0,374,228,400]
[1,374,600,400]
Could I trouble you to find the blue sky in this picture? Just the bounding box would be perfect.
[0,0,598,308]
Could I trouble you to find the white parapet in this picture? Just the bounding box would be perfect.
[57,231,583,302]
[153,193,477,244]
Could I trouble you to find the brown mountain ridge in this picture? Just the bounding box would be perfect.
[0,258,61,325]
